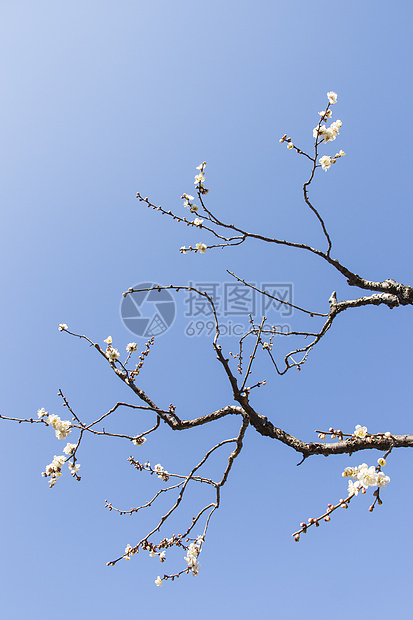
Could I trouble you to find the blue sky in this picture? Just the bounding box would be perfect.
[1,2,413,618]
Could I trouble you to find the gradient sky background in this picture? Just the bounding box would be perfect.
[1,2,413,618]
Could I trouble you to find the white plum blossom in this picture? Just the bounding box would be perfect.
[348,479,362,496]
[182,193,199,213]
[319,155,332,171]
[313,119,342,143]
[68,462,80,475]
[195,243,207,253]
[55,420,71,440]
[194,162,208,194]
[154,463,169,481]
[58,323,68,331]
[43,454,66,488]
[63,442,77,455]
[287,142,294,150]
[342,466,357,478]
[106,347,120,362]
[194,173,205,185]
[377,471,391,488]
[124,544,135,560]
[37,408,48,418]
[155,576,162,587]
[180,246,187,254]
[358,465,379,489]
[353,424,368,439]
[319,109,332,118]
[44,454,66,476]
[182,193,194,205]
[343,460,390,495]
[47,413,72,440]
[184,537,203,575]
[126,342,137,353]
[104,336,113,345]
[327,91,338,104]
[193,218,203,227]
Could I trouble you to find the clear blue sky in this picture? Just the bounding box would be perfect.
[1,2,413,618]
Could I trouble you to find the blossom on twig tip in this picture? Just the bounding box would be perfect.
[327,91,338,104]
[195,243,207,254]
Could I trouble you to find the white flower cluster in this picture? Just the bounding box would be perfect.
[38,408,79,487]
[124,544,136,561]
[63,443,77,455]
[312,91,345,173]
[42,442,80,488]
[318,150,346,172]
[37,408,71,440]
[194,161,208,195]
[126,342,137,353]
[343,461,390,497]
[195,242,207,254]
[104,336,120,362]
[313,118,342,143]
[68,461,80,476]
[43,454,66,488]
[181,193,199,213]
[154,463,169,482]
[318,109,332,119]
[180,163,210,254]
[58,323,68,331]
[319,155,332,171]
[184,537,203,576]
